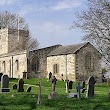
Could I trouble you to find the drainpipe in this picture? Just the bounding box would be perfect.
[12,56,13,78]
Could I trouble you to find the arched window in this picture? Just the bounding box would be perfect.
[53,64,59,74]
[85,52,94,72]
[15,60,19,71]
[2,61,6,72]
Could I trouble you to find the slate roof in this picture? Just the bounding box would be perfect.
[47,42,89,56]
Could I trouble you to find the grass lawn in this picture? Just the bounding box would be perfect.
[0,78,109,110]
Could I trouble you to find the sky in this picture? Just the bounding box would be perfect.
[0,0,88,48]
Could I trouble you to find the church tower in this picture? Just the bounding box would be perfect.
[0,28,28,55]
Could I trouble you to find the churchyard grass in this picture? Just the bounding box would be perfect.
[0,78,109,110]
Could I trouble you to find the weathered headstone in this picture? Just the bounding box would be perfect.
[18,79,24,92]
[26,86,31,92]
[69,81,73,89]
[67,93,77,98]
[82,81,85,89]
[48,92,58,99]
[81,81,86,93]
[0,73,3,81]
[76,82,81,99]
[86,76,96,98]
[49,72,52,81]
[13,84,17,90]
[1,74,10,92]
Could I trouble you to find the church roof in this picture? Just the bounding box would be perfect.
[47,42,89,56]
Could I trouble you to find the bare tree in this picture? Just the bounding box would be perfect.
[72,0,110,69]
[0,11,39,73]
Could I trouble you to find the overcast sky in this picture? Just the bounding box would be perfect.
[0,0,88,48]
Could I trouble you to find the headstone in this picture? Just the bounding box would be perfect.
[52,76,57,92]
[82,81,85,89]
[1,74,10,92]
[48,92,58,100]
[13,84,17,90]
[69,81,73,89]
[86,76,96,98]
[76,82,81,99]
[26,86,31,92]
[67,93,77,98]
[0,73,3,81]
[18,79,24,92]
[49,72,52,81]
[81,81,86,93]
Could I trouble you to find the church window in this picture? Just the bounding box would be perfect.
[2,61,6,72]
[53,64,59,74]
[85,52,94,72]
[31,56,39,71]
[15,60,19,71]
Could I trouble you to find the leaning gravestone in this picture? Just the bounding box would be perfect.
[1,74,10,92]
[81,81,86,93]
[86,76,96,98]
[0,73,3,81]
[26,86,31,92]
[13,84,17,90]
[18,79,24,92]
[76,82,81,99]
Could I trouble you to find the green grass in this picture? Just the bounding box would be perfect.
[0,78,109,110]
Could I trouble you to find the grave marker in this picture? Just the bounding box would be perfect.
[1,74,10,92]
[86,76,96,97]
[18,79,24,92]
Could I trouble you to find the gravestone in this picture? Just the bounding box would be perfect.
[26,86,31,92]
[48,76,58,99]
[49,72,52,81]
[18,79,24,92]
[0,73,3,81]
[69,81,73,89]
[52,76,57,92]
[82,81,85,89]
[1,74,10,92]
[81,81,86,93]
[76,82,81,99]
[86,76,96,98]
[13,84,17,90]
[67,93,77,98]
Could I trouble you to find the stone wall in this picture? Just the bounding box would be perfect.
[29,45,61,76]
[75,43,101,81]
[47,54,76,81]
[0,51,27,78]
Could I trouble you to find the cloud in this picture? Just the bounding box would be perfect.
[0,0,19,6]
[51,0,82,11]
[18,0,82,16]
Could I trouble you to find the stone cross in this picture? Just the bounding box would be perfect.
[52,76,57,92]
[18,79,24,92]
[49,72,52,81]
[1,74,10,92]
[86,76,96,98]
[76,82,81,99]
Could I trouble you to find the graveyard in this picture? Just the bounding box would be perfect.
[0,77,109,110]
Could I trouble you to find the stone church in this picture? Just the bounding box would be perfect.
[0,28,101,81]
